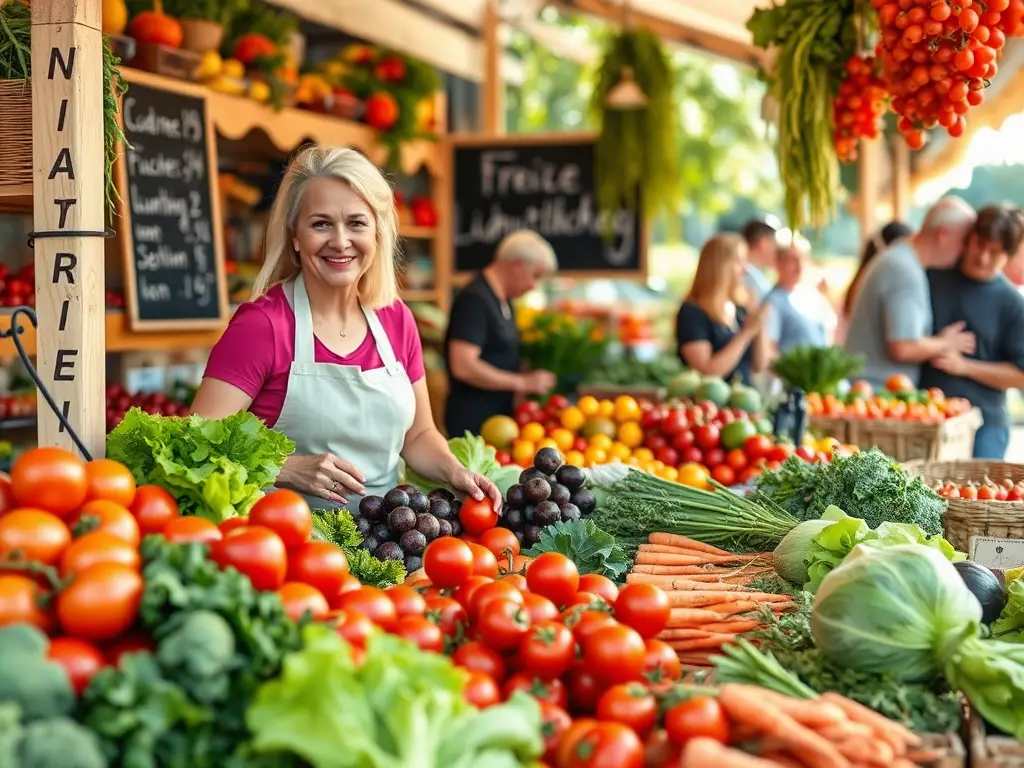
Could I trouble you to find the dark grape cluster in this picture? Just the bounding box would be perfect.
[500,447,596,548]
[354,485,463,573]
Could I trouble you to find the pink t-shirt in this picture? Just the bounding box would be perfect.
[204,284,425,428]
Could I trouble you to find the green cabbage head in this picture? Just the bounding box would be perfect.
[811,544,981,682]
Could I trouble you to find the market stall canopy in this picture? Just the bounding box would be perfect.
[262,0,766,83]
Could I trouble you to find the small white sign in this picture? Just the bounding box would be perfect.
[969,536,1024,570]
[126,367,166,395]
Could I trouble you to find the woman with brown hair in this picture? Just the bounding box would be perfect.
[676,233,771,385]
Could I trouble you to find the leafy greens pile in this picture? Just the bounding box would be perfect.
[246,625,543,768]
[310,508,407,589]
[524,520,628,581]
[993,577,1024,642]
[106,409,294,522]
[402,432,521,496]
[754,448,946,535]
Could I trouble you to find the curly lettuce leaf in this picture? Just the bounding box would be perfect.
[402,432,519,496]
[993,579,1024,642]
[525,520,628,581]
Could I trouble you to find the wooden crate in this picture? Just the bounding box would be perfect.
[808,414,849,444]
[845,408,982,462]
[968,706,1024,767]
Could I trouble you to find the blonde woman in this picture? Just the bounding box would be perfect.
[191,145,501,512]
[676,233,771,385]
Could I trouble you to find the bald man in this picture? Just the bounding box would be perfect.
[845,196,977,388]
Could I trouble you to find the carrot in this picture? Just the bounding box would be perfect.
[649,533,734,556]
[819,692,920,748]
[681,738,782,768]
[706,600,793,617]
[666,636,736,652]
[665,590,790,608]
[668,607,732,625]
[636,546,766,564]
[659,628,715,639]
[660,580,757,592]
[735,686,845,728]
[815,721,875,741]
[718,684,850,768]
[756,751,805,768]
[702,619,761,633]
[904,747,947,763]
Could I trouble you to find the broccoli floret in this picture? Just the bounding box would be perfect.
[0,702,23,767]
[0,625,74,721]
[18,717,107,768]
[156,610,236,705]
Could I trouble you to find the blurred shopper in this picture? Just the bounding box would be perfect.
[835,221,913,344]
[444,230,558,438]
[844,197,977,388]
[741,218,779,301]
[765,241,836,353]
[921,204,1024,459]
[676,233,771,385]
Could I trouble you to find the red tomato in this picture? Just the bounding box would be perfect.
[10,447,88,518]
[478,527,521,560]
[562,721,644,768]
[663,697,729,747]
[671,430,695,453]
[766,445,789,464]
[710,465,735,487]
[547,394,569,411]
[526,552,579,607]
[467,542,500,579]
[596,683,659,736]
[468,580,524,622]
[501,572,529,592]
[743,434,772,461]
[277,582,329,621]
[477,597,531,651]
[659,410,688,437]
[463,670,501,708]
[129,485,179,535]
[564,609,618,644]
[795,445,816,462]
[248,489,312,548]
[566,663,606,713]
[48,637,106,695]
[327,609,375,648]
[452,574,494,610]
[522,592,560,624]
[393,614,445,652]
[162,516,223,545]
[452,640,507,682]
[614,584,670,639]
[69,500,141,546]
[211,525,287,591]
[335,586,398,630]
[384,585,427,618]
[287,540,349,598]
[502,672,567,708]
[55,562,144,641]
[59,532,141,577]
[423,537,474,588]
[519,620,576,679]
[460,498,499,534]
[423,595,467,637]
[103,633,154,667]
[0,473,14,516]
[725,449,748,471]
[538,700,572,763]
[694,425,720,450]
[582,624,647,684]
[219,517,249,535]
[83,459,137,508]
[0,509,72,566]
[643,638,682,687]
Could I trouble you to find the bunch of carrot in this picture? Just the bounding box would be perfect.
[627,533,793,665]
[681,684,947,768]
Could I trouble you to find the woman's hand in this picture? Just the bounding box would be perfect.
[449,466,503,513]
[279,453,366,505]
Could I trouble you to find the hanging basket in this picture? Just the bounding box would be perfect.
[0,78,33,194]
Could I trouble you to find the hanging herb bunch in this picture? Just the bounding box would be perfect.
[0,0,129,221]
[589,27,679,221]
[747,0,858,230]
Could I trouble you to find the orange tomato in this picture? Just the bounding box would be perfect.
[84,459,137,507]
[886,373,915,393]
[69,500,141,546]
[10,447,88,518]
[677,463,710,490]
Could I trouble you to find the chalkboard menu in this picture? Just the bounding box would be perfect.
[451,135,644,275]
[117,80,227,330]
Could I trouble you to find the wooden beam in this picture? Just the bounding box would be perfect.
[858,137,882,248]
[482,0,505,135]
[891,136,912,222]
[31,0,107,458]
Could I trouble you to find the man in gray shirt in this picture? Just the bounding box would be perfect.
[765,242,835,352]
[844,197,977,388]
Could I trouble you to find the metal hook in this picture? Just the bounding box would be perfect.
[0,306,93,460]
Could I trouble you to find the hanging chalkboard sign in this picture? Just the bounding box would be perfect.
[117,77,228,330]
[449,133,645,276]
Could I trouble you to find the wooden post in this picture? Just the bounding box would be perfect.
[31,0,107,458]
[858,136,882,249]
[481,0,505,135]
[890,135,912,223]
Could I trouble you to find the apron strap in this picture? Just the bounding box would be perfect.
[362,304,403,375]
[292,274,316,363]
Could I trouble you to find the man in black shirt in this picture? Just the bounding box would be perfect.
[444,231,558,437]
[921,205,1024,459]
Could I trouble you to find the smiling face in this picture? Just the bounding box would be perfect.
[292,176,377,292]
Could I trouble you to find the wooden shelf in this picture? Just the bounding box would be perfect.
[401,288,439,302]
[401,226,437,240]
[0,184,31,212]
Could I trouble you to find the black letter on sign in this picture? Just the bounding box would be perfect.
[48,149,75,181]
[58,400,71,434]
[54,350,77,382]
[59,300,71,332]
[57,99,69,132]
[48,48,76,80]
[54,199,77,228]
[53,253,76,285]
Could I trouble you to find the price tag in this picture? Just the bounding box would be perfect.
[125,367,167,395]
[968,536,1024,570]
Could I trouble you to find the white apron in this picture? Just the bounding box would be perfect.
[274,274,417,511]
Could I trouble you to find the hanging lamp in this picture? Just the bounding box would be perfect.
[604,0,648,111]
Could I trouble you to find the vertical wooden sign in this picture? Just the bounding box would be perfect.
[31,0,107,458]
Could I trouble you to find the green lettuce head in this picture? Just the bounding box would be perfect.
[811,544,982,682]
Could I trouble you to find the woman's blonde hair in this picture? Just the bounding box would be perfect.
[685,233,749,325]
[251,145,400,308]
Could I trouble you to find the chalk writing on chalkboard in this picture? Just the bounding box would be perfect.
[119,82,225,327]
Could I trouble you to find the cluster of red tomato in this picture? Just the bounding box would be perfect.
[872,0,1024,149]
[0,446,353,692]
[832,55,890,163]
[105,382,190,432]
[936,476,1024,501]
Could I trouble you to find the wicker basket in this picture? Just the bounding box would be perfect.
[968,705,1024,767]
[808,414,849,444]
[921,730,967,768]
[845,407,982,462]
[0,79,32,193]
[902,459,1024,552]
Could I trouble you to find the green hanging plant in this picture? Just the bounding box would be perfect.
[589,27,679,221]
